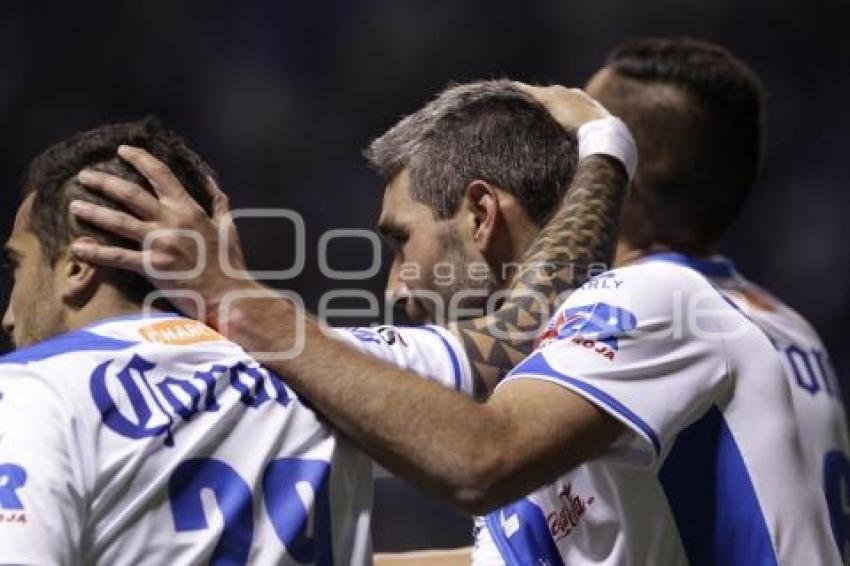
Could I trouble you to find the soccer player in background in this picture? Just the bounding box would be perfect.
[71,68,841,564]
[583,36,850,561]
[0,85,632,563]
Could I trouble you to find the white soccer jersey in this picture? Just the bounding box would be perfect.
[0,313,474,565]
[664,253,850,561]
[474,255,841,565]
[0,313,374,565]
[331,325,474,398]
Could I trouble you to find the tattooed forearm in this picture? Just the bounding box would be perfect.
[450,155,628,396]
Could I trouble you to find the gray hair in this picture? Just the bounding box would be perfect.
[365,80,577,226]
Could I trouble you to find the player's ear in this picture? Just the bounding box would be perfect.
[463,179,501,253]
[59,236,100,307]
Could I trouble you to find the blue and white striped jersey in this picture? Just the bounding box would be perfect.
[474,255,841,565]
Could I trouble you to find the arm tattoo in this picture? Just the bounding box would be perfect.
[450,155,628,396]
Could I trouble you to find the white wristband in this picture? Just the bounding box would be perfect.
[577,116,638,181]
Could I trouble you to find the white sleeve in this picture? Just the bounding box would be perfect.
[499,263,728,467]
[331,325,475,397]
[0,368,87,565]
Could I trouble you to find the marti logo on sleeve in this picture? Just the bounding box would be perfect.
[138,319,224,345]
[537,303,638,360]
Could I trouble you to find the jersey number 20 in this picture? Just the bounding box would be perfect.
[169,457,333,565]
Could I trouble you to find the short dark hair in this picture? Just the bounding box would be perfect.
[365,80,577,226]
[22,116,215,303]
[601,37,766,253]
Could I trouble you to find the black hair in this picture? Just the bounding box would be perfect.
[603,37,766,253]
[22,116,215,303]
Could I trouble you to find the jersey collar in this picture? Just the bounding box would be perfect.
[642,252,738,279]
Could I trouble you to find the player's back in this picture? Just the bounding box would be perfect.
[651,253,850,559]
[0,312,372,566]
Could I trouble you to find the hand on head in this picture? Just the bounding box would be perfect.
[512,82,610,131]
[70,145,253,323]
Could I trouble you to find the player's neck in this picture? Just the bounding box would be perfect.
[497,215,540,288]
[63,287,161,331]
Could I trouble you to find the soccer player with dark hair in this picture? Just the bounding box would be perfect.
[0,119,376,564]
[5,117,217,343]
[585,36,849,562]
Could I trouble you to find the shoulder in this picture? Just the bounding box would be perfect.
[579,261,713,296]
[0,328,138,366]
[0,362,69,412]
[724,276,826,349]
[0,365,73,455]
[331,325,473,395]
[0,328,142,419]
[332,324,465,361]
[562,261,717,322]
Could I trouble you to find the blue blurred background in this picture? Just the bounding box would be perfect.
[0,0,847,551]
